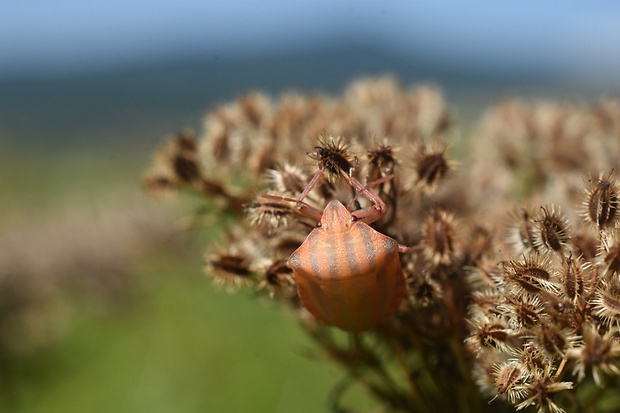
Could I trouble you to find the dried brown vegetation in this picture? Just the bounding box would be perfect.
[145,77,620,412]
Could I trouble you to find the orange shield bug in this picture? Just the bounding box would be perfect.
[264,169,409,332]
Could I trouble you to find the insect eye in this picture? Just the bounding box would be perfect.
[351,215,358,222]
[316,222,322,227]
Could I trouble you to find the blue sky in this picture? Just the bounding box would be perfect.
[2,1,620,84]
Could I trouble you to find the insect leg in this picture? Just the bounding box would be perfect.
[349,176,389,224]
[297,169,325,203]
[261,194,323,222]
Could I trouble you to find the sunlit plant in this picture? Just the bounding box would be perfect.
[145,77,620,413]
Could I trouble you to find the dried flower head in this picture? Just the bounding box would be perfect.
[256,259,296,298]
[532,320,580,359]
[497,295,547,333]
[266,163,309,196]
[533,205,570,254]
[308,135,353,180]
[409,141,454,193]
[466,315,514,354]
[366,138,398,177]
[205,250,255,292]
[592,279,620,328]
[421,208,459,265]
[499,255,559,298]
[514,366,573,413]
[506,207,538,255]
[490,361,528,404]
[245,197,296,232]
[569,323,620,387]
[582,171,620,231]
[559,253,587,303]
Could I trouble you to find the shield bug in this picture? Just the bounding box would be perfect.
[264,169,409,332]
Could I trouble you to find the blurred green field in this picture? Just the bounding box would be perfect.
[0,150,374,413]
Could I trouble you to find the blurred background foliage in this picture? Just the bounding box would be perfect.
[1,2,620,412]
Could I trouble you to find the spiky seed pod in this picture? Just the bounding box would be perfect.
[206,251,255,291]
[239,92,271,127]
[570,232,598,262]
[466,260,502,289]
[462,226,493,266]
[367,139,397,177]
[469,289,505,318]
[466,316,514,354]
[514,366,573,413]
[500,255,559,298]
[534,206,570,254]
[582,172,620,230]
[245,198,295,233]
[515,344,549,374]
[603,240,620,277]
[560,254,586,303]
[569,323,620,387]
[421,209,459,265]
[406,263,443,307]
[497,295,546,332]
[308,135,353,180]
[143,130,205,194]
[533,321,577,359]
[592,280,620,327]
[257,259,296,298]
[491,362,528,404]
[366,139,399,204]
[266,163,309,196]
[506,208,538,255]
[410,142,454,193]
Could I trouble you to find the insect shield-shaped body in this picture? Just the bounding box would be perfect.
[266,171,409,332]
[290,200,407,332]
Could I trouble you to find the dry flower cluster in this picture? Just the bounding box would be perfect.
[144,77,620,413]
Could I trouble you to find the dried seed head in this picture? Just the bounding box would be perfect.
[469,289,504,319]
[560,254,586,302]
[239,92,270,126]
[514,366,573,413]
[406,264,443,307]
[491,362,527,404]
[266,163,309,196]
[466,316,514,354]
[592,280,620,327]
[257,259,296,298]
[498,295,546,332]
[570,232,598,262]
[466,260,502,289]
[516,344,548,373]
[582,171,620,230]
[569,323,620,386]
[534,205,570,254]
[463,226,493,267]
[205,251,255,291]
[245,197,295,232]
[367,139,398,177]
[506,208,538,255]
[143,130,204,194]
[500,255,559,298]
[168,131,203,184]
[410,142,454,193]
[603,240,620,277]
[421,209,459,265]
[308,135,353,180]
[533,321,576,358]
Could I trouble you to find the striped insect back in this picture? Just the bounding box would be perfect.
[267,171,409,332]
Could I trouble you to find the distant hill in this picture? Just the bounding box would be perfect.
[0,45,607,152]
